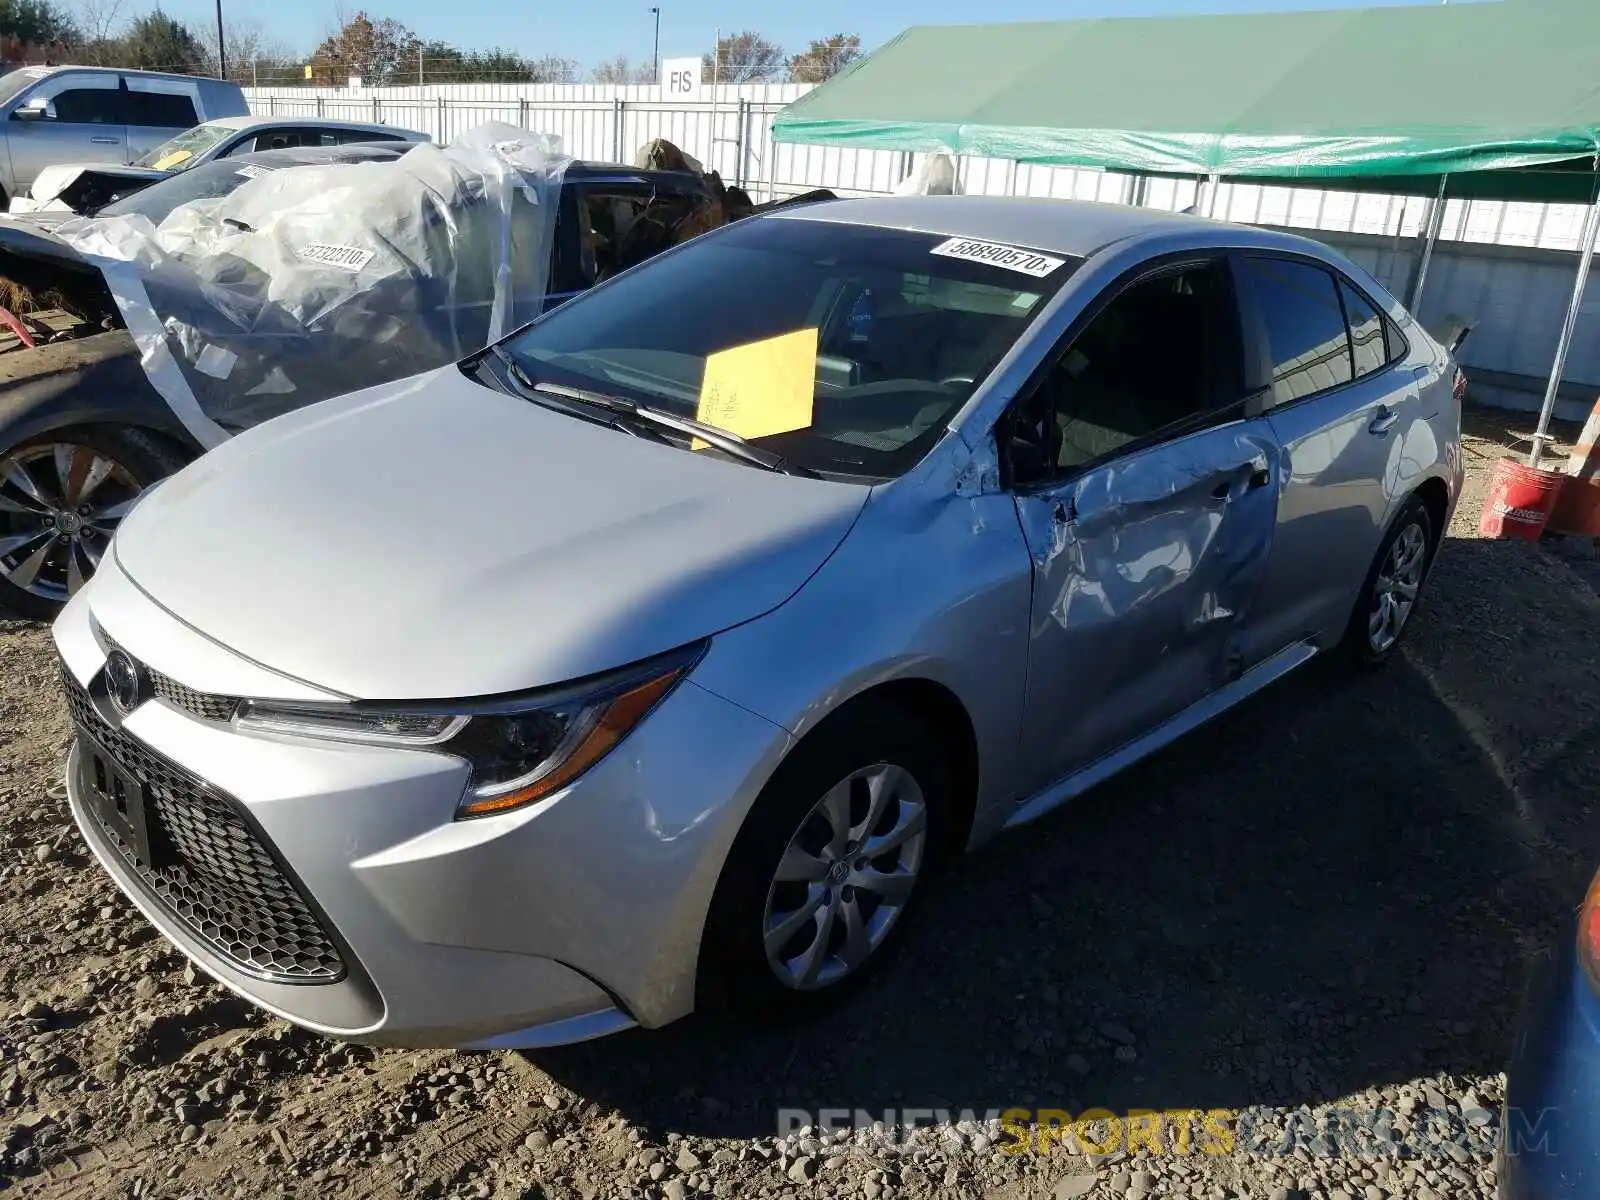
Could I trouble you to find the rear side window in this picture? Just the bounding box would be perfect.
[1241,257,1353,406]
[1338,278,1391,380]
[51,88,121,125]
[124,90,197,128]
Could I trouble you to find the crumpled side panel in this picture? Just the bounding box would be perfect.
[56,122,568,444]
[1011,423,1280,787]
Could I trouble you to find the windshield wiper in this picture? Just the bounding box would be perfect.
[527,379,819,479]
[485,346,665,443]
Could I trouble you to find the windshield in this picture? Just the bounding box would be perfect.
[133,123,233,171]
[0,67,48,109]
[501,217,1079,479]
[100,158,272,221]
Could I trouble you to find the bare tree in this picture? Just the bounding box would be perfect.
[703,30,784,83]
[191,19,297,84]
[788,34,860,83]
[71,0,127,63]
[591,54,653,84]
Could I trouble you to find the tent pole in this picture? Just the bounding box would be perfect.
[1204,172,1221,218]
[1408,174,1449,313]
[1529,190,1600,470]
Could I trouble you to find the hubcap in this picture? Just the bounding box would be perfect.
[1369,521,1428,654]
[762,762,927,991]
[0,444,142,603]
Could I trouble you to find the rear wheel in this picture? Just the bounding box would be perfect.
[698,700,949,1022]
[0,428,178,619]
[1343,494,1437,666]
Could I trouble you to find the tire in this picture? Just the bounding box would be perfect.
[0,426,182,620]
[1342,494,1437,667]
[697,699,951,1023]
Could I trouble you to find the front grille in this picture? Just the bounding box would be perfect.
[148,669,240,723]
[63,665,345,984]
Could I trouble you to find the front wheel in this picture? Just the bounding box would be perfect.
[1343,495,1437,666]
[698,700,949,1022]
[0,428,179,619]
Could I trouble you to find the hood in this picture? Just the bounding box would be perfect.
[111,366,870,699]
[25,163,167,208]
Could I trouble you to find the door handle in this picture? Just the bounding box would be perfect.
[1247,467,1271,491]
[1368,405,1399,436]
[90,136,119,144]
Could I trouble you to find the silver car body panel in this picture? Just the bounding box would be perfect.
[55,197,1464,1046]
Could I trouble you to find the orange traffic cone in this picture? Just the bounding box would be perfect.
[1549,393,1600,535]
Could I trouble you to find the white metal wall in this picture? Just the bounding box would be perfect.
[242,81,1600,401]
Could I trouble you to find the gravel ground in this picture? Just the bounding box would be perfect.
[5,407,1600,1199]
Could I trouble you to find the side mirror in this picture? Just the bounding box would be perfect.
[12,98,51,122]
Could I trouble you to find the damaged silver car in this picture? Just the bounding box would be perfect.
[56,196,1463,1048]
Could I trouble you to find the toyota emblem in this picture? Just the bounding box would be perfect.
[103,649,147,716]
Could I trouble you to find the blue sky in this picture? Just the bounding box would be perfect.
[177,0,1442,72]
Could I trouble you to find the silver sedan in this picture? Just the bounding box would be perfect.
[54,196,1464,1048]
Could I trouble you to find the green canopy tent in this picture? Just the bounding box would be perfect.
[772,0,1600,465]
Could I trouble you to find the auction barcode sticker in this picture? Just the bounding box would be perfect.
[234,164,273,179]
[297,242,376,272]
[930,237,1066,278]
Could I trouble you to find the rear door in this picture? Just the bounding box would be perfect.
[1232,254,1420,664]
[5,71,125,195]
[121,76,200,163]
[1007,254,1283,796]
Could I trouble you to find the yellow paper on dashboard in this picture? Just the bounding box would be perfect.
[152,149,193,171]
[695,327,817,443]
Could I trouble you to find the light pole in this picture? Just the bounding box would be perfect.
[214,0,226,79]
[650,7,660,81]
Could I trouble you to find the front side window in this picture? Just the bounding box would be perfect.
[1240,257,1354,406]
[49,88,121,125]
[133,122,233,169]
[502,219,1079,480]
[1017,261,1241,478]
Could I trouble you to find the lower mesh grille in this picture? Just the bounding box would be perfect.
[63,663,345,983]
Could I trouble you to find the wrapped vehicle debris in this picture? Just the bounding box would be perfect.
[54,122,567,443]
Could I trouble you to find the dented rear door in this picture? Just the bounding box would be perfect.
[1012,418,1282,794]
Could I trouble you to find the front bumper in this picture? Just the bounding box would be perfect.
[1500,927,1600,1199]
[55,562,792,1048]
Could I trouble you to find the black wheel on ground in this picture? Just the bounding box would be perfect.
[697,698,951,1023]
[0,426,181,620]
[1342,493,1438,668]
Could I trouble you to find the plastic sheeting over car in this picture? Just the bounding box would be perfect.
[52,123,567,447]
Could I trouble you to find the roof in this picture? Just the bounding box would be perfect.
[200,115,427,137]
[775,194,1330,259]
[232,143,411,167]
[773,1,1600,201]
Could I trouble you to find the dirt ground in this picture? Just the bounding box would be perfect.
[5,407,1600,1199]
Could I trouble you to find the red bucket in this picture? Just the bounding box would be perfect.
[1479,457,1567,541]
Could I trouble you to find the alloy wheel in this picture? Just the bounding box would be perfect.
[0,443,143,603]
[1368,520,1428,654]
[762,762,927,991]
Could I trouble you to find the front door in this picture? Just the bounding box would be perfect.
[1008,257,1282,797]
[5,71,126,196]
[1230,255,1421,664]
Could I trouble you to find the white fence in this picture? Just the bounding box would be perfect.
[241,81,1600,412]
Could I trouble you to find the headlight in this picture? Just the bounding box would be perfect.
[233,642,704,819]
